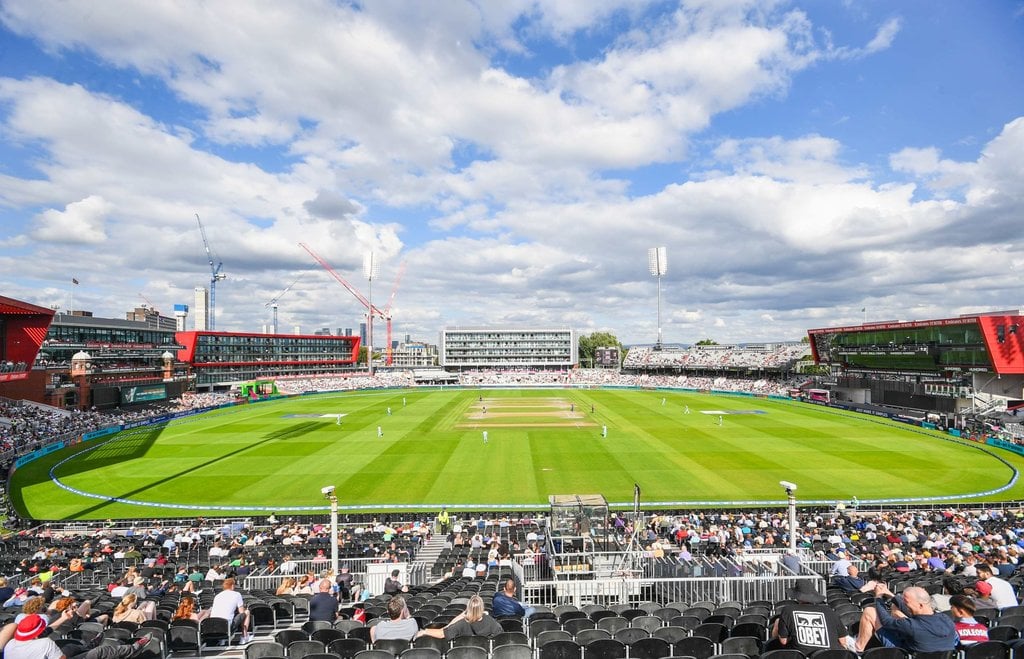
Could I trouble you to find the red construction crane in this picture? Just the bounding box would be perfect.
[300,243,405,365]
[381,261,407,365]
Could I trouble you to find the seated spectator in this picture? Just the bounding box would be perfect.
[112,594,147,625]
[832,564,877,594]
[774,581,850,655]
[852,584,957,654]
[308,579,338,622]
[416,595,502,640]
[491,578,535,620]
[370,596,417,642]
[976,563,1019,609]
[950,595,989,646]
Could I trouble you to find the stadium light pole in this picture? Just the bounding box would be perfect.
[780,481,798,554]
[322,486,339,576]
[363,252,379,376]
[648,247,667,350]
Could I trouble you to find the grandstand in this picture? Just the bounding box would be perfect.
[6,296,1024,659]
[623,344,809,376]
[808,311,1024,433]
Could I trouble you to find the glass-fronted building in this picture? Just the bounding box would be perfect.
[439,327,577,370]
[176,331,360,389]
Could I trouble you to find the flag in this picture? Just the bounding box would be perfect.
[72,278,79,285]
[861,307,865,313]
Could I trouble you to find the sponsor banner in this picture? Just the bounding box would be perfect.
[14,440,66,468]
[82,426,122,442]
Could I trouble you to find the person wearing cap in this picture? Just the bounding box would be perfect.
[852,584,957,653]
[335,565,353,601]
[773,581,851,655]
[3,614,64,659]
[971,579,998,608]
[976,563,1018,609]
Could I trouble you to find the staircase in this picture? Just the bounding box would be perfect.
[415,533,447,582]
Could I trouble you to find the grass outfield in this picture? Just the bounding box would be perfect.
[9,388,1022,520]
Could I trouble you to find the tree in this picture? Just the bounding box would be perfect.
[695,338,718,346]
[578,331,622,367]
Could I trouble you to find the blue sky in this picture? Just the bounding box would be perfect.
[0,0,1022,346]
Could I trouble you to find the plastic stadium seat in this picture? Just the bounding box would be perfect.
[612,628,649,645]
[672,636,717,659]
[564,619,596,635]
[500,619,525,633]
[250,603,279,632]
[411,636,447,653]
[200,617,233,648]
[335,621,367,635]
[354,651,397,659]
[584,638,626,659]
[303,621,334,635]
[574,629,611,646]
[759,650,810,659]
[691,623,729,643]
[245,642,286,659]
[399,648,443,659]
[287,640,327,659]
[962,641,1011,659]
[492,632,528,649]
[538,639,584,659]
[596,617,629,634]
[991,627,1021,643]
[328,638,369,659]
[536,631,574,648]
[444,647,488,659]
[311,629,346,645]
[450,636,490,651]
[491,644,533,659]
[167,620,201,655]
[719,636,762,658]
[651,627,688,646]
[808,650,857,659]
[627,637,672,659]
[529,620,563,638]
[631,616,663,634]
[372,639,410,656]
[276,630,309,648]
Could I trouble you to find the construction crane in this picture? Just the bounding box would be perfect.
[381,261,407,365]
[300,243,405,366]
[264,273,303,335]
[138,293,159,313]
[195,213,226,330]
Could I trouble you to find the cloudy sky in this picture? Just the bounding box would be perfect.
[0,1,1022,347]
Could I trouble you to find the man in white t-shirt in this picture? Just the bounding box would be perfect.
[210,578,251,643]
[977,563,1018,609]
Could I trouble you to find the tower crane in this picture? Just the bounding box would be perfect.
[300,243,406,366]
[195,213,226,330]
[381,261,406,365]
[264,273,303,335]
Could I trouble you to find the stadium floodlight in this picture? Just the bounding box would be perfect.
[363,253,380,376]
[322,485,339,576]
[780,480,798,553]
[648,247,667,350]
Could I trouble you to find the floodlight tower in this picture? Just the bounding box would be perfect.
[363,252,380,376]
[648,247,667,350]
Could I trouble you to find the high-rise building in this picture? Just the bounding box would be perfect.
[174,304,189,332]
[193,287,209,331]
[345,327,353,336]
[359,322,367,345]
